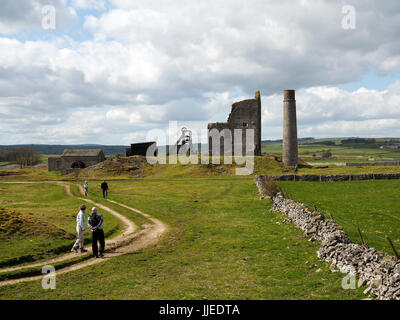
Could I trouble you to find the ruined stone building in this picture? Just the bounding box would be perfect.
[48,149,105,175]
[208,91,262,156]
[126,142,158,157]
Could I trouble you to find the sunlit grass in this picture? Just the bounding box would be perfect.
[278,180,400,256]
[0,179,364,300]
[0,183,122,266]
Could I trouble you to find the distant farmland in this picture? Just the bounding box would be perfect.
[0,144,129,156]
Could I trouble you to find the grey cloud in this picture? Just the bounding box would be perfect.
[88,0,400,96]
[1,0,400,144]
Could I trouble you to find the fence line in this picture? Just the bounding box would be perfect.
[267,173,400,182]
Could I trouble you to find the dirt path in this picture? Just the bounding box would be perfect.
[0,181,168,287]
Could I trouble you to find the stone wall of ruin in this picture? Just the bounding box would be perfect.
[62,155,105,169]
[208,92,261,157]
[48,157,63,172]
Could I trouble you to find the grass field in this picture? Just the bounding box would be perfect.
[1,154,400,182]
[1,140,399,300]
[0,183,122,267]
[0,178,364,299]
[262,138,400,163]
[278,180,400,256]
[0,162,11,168]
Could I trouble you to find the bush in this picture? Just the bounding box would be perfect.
[322,149,332,159]
[257,176,280,198]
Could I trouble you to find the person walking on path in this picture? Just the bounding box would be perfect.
[71,205,88,253]
[101,180,109,199]
[84,181,89,196]
[88,207,105,258]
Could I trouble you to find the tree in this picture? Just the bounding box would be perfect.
[14,147,42,168]
[322,149,332,159]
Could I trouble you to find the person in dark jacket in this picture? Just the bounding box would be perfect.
[87,207,105,258]
[101,180,108,199]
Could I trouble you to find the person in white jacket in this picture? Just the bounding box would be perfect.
[84,181,89,197]
[71,205,88,253]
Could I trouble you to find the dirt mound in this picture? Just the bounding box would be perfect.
[0,208,73,239]
[77,156,151,178]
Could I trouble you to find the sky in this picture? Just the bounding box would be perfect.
[0,0,400,145]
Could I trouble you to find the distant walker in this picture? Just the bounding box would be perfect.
[101,180,109,199]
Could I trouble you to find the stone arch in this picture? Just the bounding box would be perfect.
[71,161,86,169]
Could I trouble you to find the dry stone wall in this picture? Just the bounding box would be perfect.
[254,175,400,300]
[257,173,400,182]
[346,161,400,167]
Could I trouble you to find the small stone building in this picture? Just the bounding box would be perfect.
[208,91,262,156]
[48,149,105,175]
[126,141,158,157]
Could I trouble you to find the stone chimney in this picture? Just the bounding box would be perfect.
[282,90,298,166]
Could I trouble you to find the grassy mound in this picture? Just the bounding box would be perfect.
[0,207,76,267]
[72,155,300,179]
[0,208,73,239]
[77,156,154,178]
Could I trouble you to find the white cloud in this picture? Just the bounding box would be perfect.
[261,82,400,139]
[1,0,400,144]
[71,0,106,10]
[0,0,77,34]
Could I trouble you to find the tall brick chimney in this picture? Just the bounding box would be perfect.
[282,90,298,166]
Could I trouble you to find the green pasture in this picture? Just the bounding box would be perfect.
[0,183,122,267]
[278,180,400,256]
[262,138,400,163]
[0,179,364,300]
